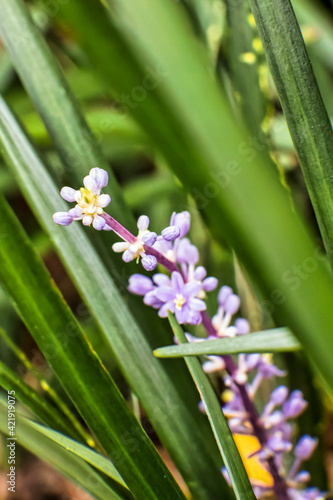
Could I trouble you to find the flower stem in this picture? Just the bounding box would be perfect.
[101,212,136,243]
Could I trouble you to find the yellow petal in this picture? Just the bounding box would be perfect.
[233,434,274,487]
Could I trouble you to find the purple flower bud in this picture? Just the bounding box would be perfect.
[202,277,218,292]
[172,211,190,237]
[53,212,73,226]
[92,214,106,230]
[234,318,250,335]
[295,436,317,460]
[221,468,231,486]
[283,391,307,419]
[217,286,233,306]
[302,488,323,500]
[267,433,292,453]
[161,225,180,241]
[224,294,240,315]
[60,186,77,202]
[271,386,289,405]
[194,266,207,281]
[97,194,111,208]
[137,215,149,232]
[142,231,157,246]
[245,354,261,371]
[68,206,83,219]
[176,239,199,265]
[128,274,154,295]
[89,167,109,189]
[295,471,311,483]
[142,254,158,271]
[122,250,135,263]
[83,175,98,194]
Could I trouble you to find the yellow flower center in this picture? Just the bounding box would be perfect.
[78,187,97,209]
[174,294,185,311]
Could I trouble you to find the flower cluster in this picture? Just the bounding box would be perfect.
[53,168,324,500]
[53,168,111,230]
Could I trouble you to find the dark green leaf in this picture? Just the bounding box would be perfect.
[248,0,333,267]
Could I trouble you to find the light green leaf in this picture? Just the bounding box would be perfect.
[154,328,301,358]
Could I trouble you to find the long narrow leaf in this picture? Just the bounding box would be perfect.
[0,327,95,447]
[0,360,81,439]
[0,96,228,499]
[168,312,256,500]
[154,328,301,358]
[15,418,128,490]
[247,0,333,267]
[0,399,130,500]
[0,194,185,500]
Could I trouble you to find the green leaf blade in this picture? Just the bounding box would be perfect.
[247,0,333,268]
[154,328,301,358]
[0,399,129,500]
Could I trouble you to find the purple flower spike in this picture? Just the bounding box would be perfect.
[283,390,307,419]
[142,231,157,246]
[161,225,180,241]
[202,277,218,292]
[294,436,318,460]
[217,286,233,306]
[53,212,73,226]
[128,274,154,295]
[142,254,158,271]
